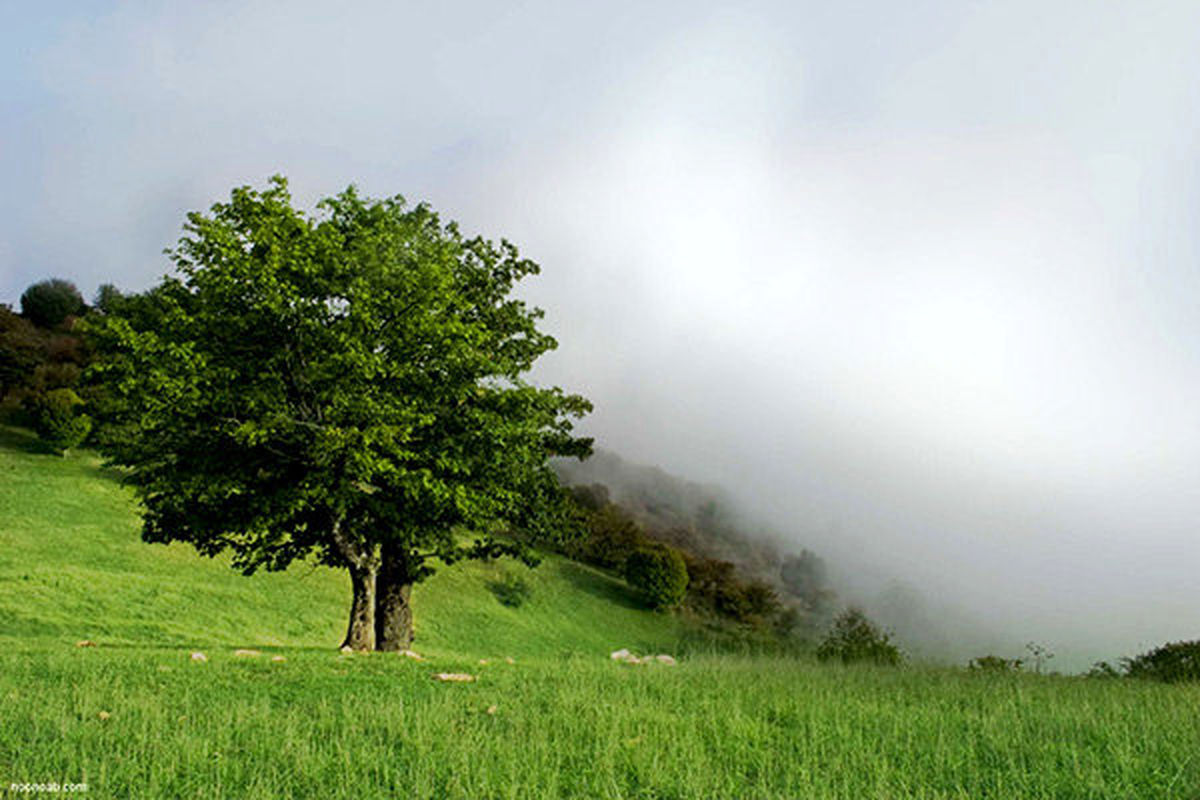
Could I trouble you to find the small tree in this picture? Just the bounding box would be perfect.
[31,388,92,454]
[624,544,688,610]
[21,279,85,328]
[84,177,591,651]
[816,608,903,666]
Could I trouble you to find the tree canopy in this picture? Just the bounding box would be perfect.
[85,177,591,650]
[20,278,85,328]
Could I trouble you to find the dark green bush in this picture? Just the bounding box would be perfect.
[573,504,647,570]
[624,544,689,610]
[968,655,1023,673]
[1085,660,1123,679]
[817,608,903,666]
[20,279,85,328]
[488,572,532,608]
[1124,640,1200,683]
[32,388,92,454]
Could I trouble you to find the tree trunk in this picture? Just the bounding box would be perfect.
[341,562,377,652]
[376,541,415,651]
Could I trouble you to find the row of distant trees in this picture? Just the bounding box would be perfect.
[564,482,839,637]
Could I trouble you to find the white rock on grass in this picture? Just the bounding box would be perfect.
[271,655,287,663]
[190,651,208,662]
[432,673,475,683]
[611,648,646,665]
[655,654,678,666]
[234,649,261,658]
[401,650,424,661]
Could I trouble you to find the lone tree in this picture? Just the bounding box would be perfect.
[85,177,591,651]
[21,278,85,328]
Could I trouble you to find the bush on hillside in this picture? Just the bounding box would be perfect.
[20,279,85,329]
[1085,660,1123,679]
[968,655,1023,673]
[1124,640,1200,683]
[32,388,92,454]
[625,544,689,610]
[572,504,647,569]
[488,572,532,608]
[682,553,782,627]
[817,608,903,666]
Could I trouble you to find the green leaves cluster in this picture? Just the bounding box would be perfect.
[816,608,904,666]
[624,544,689,610]
[85,177,591,590]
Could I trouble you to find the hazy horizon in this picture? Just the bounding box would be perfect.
[4,1,1198,669]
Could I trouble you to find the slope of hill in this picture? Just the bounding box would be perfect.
[4,426,1199,799]
[0,425,684,658]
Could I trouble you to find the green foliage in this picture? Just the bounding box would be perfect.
[1124,639,1200,683]
[1086,660,1123,679]
[20,278,85,328]
[816,608,903,666]
[624,544,689,610]
[682,553,779,626]
[31,388,92,454]
[571,503,646,569]
[488,571,532,608]
[82,176,591,647]
[780,549,837,621]
[0,306,43,399]
[969,655,1024,673]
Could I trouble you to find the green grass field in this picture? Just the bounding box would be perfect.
[2,425,1199,799]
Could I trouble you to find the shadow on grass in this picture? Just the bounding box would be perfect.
[0,424,53,455]
[559,561,644,611]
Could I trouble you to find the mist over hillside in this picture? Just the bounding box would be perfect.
[556,449,1029,666]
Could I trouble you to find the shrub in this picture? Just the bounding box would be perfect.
[1124,640,1200,683]
[31,388,92,454]
[816,608,903,666]
[573,505,647,570]
[624,544,689,610]
[20,279,85,328]
[1085,660,1123,679]
[488,572,532,608]
[968,655,1023,673]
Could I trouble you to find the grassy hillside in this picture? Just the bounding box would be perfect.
[3,425,1200,799]
[0,424,686,659]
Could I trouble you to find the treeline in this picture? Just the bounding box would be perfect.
[555,452,839,640]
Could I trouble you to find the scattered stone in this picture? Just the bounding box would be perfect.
[190,651,208,663]
[655,654,678,666]
[478,659,490,665]
[504,656,515,665]
[271,655,287,663]
[339,645,354,654]
[75,640,96,648]
[401,649,424,661]
[432,672,476,683]
[485,704,498,715]
[611,648,645,665]
[97,711,111,721]
[233,649,261,658]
